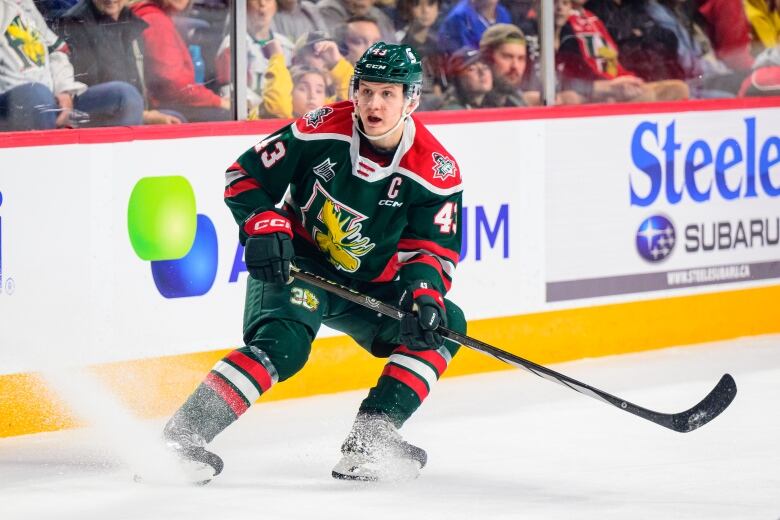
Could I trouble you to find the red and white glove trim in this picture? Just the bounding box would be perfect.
[243,210,293,237]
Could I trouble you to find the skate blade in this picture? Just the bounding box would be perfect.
[331,454,421,482]
[133,472,213,486]
[133,458,218,486]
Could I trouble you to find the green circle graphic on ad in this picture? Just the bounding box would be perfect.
[128,176,197,261]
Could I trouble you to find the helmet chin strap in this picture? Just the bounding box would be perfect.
[353,98,418,143]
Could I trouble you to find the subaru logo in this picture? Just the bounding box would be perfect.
[636,215,676,262]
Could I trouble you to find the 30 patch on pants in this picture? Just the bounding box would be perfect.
[290,287,320,311]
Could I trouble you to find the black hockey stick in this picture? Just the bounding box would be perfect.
[291,267,737,433]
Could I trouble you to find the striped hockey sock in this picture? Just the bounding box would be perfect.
[168,346,279,442]
[360,345,453,426]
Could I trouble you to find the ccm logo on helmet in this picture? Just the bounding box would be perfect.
[365,64,387,69]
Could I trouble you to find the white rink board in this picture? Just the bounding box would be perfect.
[545,108,780,303]
[0,106,778,373]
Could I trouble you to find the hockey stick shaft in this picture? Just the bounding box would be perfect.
[290,267,737,433]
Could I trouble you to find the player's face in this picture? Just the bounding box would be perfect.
[491,42,527,88]
[355,80,407,136]
[292,73,327,117]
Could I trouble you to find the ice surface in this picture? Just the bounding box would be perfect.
[1,335,779,520]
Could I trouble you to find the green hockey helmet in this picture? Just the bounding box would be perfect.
[351,42,423,100]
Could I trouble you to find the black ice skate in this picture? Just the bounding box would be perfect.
[162,420,224,485]
[332,412,427,482]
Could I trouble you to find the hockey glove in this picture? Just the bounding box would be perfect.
[399,281,447,350]
[243,210,294,284]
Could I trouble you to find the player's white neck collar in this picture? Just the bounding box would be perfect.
[349,116,416,183]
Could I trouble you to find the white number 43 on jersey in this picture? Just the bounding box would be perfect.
[434,202,457,234]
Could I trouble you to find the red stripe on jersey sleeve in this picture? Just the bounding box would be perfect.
[225,351,273,392]
[204,372,249,416]
[224,177,261,198]
[371,253,400,283]
[395,346,449,376]
[398,238,459,265]
[382,364,430,401]
[227,161,247,174]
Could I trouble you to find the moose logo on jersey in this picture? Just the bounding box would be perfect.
[5,15,45,68]
[303,181,375,272]
[432,152,457,181]
[303,106,333,129]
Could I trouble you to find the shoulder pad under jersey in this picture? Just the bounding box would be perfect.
[292,100,354,141]
[398,117,462,194]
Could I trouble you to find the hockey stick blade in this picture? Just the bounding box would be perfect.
[290,268,737,432]
[432,325,737,433]
[663,373,736,433]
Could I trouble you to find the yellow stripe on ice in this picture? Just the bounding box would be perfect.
[1,284,779,437]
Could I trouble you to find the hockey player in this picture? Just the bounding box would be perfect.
[162,42,466,483]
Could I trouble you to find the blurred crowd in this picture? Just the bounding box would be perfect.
[0,0,778,131]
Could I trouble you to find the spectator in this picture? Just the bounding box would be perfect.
[646,0,747,97]
[271,0,328,42]
[694,0,754,71]
[396,0,441,43]
[558,0,690,101]
[738,44,780,95]
[437,0,512,53]
[318,0,397,42]
[744,0,780,52]
[289,65,328,115]
[333,15,383,64]
[396,0,447,109]
[440,47,493,108]
[243,35,351,119]
[292,31,354,101]
[509,1,577,99]
[57,0,182,123]
[478,23,537,106]
[215,0,294,113]
[1,0,143,131]
[585,0,685,82]
[131,0,231,122]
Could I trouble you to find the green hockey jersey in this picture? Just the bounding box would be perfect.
[224,100,462,294]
